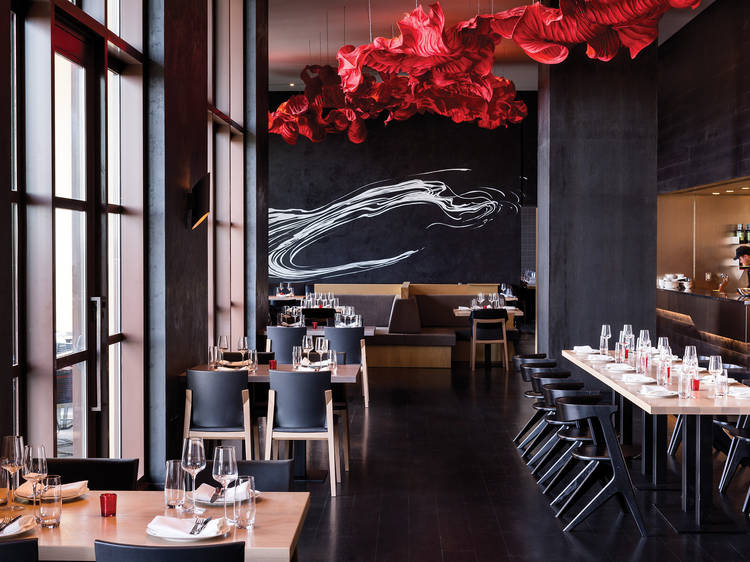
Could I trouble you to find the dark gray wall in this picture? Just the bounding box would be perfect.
[658,0,750,193]
[538,46,657,358]
[268,93,537,285]
[146,0,208,484]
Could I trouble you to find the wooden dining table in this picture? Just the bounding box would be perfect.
[563,349,750,533]
[11,490,309,561]
[188,363,361,384]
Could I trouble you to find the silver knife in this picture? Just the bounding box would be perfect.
[0,515,22,533]
[196,516,212,534]
[209,487,223,503]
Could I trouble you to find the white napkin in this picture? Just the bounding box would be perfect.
[0,515,35,537]
[16,479,87,498]
[587,354,614,362]
[606,364,635,372]
[729,387,750,399]
[700,376,738,385]
[194,482,254,503]
[621,374,656,384]
[573,346,595,354]
[457,306,470,310]
[147,515,226,539]
[640,385,677,397]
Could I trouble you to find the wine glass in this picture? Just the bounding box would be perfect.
[639,330,651,349]
[657,337,669,356]
[1,436,24,511]
[237,336,249,365]
[477,292,485,306]
[23,445,47,521]
[600,324,611,356]
[217,336,229,351]
[212,446,238,524]
[622,324,633,340]
[181,437,206,514]
[683,345,697,367]
[302,335,314,360]
[708,355,723,380]
[315,337,329,365]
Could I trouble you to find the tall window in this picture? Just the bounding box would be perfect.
[207,0,245,348]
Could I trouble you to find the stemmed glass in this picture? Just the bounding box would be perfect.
[477,292,485,307]
[639,330,651,349]
[302,335,314,361]
[1,436,24,511]
[217,336,229,363]
[600,324,611,356]
[181,437,206,514]
[315,337,329,365]
[237,336,249,365]
[212,446,238,524]
[708,355,723,385]
[22,445,47,521]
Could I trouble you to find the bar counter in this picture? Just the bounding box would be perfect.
[656,288,750,366]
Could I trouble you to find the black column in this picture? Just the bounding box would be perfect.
[146,0,208,484]
[537,46,657,359]
[245,0,269,347]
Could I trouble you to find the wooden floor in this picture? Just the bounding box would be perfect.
[293,356,750,561]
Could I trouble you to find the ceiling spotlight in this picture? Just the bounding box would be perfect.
[743,187,750,190]
[289,82,295,87]
[726,189,735,193]
[712,192,720,195]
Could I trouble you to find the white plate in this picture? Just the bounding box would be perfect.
[195,490,262,506]
[15,487,90,503]
[0,515,36,539]
[621,375,656,384]
[146,519,232,542]
[640,389,678,398]
[588,354,614,362]
[606,364,635,372]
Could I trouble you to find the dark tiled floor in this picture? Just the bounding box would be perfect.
[293,360,750,561]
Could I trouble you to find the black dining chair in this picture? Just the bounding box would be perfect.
[553,395,647,536]
[94,540,244,562]
[266,326,306,364]
[257,351,275,365]
[469,308,509,370]
[512,353,547,373]
[0,538,37,562]
[195,459,293,492]
[184,369,255,460]
[301,307,336,326]
[520,371,574,459]
[46,458,138,490]
[265,370,340,496]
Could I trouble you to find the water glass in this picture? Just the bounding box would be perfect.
[38,475,62,528]
[614,342,624,364]
[164,460,185,509]
[471,298,477,309]
[335,313,342,327]
[599,335,608,357]
[234,476,256,529]
[292,346,302,369]
[715,369,729,398]
[678,366,692,399]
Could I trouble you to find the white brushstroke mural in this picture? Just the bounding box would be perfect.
[268,169,520,281]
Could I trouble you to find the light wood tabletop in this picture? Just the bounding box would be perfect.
[188,363,361,384]
[10,490,309,561]
[268,295,301,301]
[562,350,750,415]
[452,307,524,317]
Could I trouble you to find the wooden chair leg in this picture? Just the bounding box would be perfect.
[272,440,279,460]
[252,423,261,461]
[328,432,338,496]
[333,425,342,483]
[360,339,370,408]
[264,391,275,461]
[341,413,350,471]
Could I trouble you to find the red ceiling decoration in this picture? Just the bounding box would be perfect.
[269,0,701,145]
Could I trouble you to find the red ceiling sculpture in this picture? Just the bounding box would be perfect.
[269,0,701,145]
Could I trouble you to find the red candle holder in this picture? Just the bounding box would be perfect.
[690,378,701,392]
[269,359,277,369]
[312,322,318,329]
[100,493,117,517]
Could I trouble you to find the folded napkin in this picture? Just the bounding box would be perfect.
[573,346,595,354]
[147,515,226,539]
[700,375,738,385]
[621,374,656,384]
[17,479,87,498]
[216,366,243,371]
[457,306,470,311]
[587,354,614,362]
[0,515,35,537]
[640,385,677,397]
[194,481,254,503]
[729,387,750,399]
[606,364,635,372]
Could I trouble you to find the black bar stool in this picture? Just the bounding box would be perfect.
[512,353,547,373]
[512,360,558,445]
[553,395,647,536]
[519,370,573,458]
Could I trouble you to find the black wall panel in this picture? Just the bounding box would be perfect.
[268,92,537,284]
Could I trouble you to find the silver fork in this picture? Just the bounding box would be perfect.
[188,516,210,535]
[0,516,13,533]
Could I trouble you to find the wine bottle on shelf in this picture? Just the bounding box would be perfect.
[737,224,744,244]
[745,224,750,244]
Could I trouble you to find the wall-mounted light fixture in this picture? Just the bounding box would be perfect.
[186,173,210,230]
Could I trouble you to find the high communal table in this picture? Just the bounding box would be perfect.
[22,490,310,561]
[563,350,750,533]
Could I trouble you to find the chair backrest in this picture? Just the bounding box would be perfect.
[186,370,247,430]
[513,353,547,373]
[270,370,332,430]
[0,539,38,562]
[556,395,616,424]
[267,326,307,363]
[323,327,364,364]
[520,361,557,382]
[195,459,293,492]
[387,298,421,333]
[47,458,138,491]
[257,351,275,365]
[530,371,571,392]
[94,540,244,562]
[301,307,336,325]
[542,385,600,408]
[471,309,508,321]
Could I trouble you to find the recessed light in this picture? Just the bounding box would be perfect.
[742,187,750,190]
[727,189,735,193]
[289,82,295,87]
[712,192,720,195]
